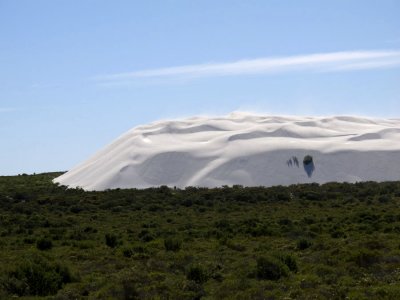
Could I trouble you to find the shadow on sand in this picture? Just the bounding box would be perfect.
[303,161,315,178]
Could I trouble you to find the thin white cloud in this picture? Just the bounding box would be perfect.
[94,50,400,83]
[325,58,400,72]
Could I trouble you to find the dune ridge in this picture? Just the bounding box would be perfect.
[54,112,400,190]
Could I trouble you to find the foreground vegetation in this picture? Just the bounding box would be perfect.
[0,173,400,299]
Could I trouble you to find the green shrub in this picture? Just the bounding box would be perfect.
[122,247,134,258]
[378,195,391,203]
[138,230,154,242]
[256,256,289,280]
[352,249,380,268]
[214,219,232,232]
[164,238,182,252]
[121,279,139,300]
[69,205,83,213]
[224,239,246,252]
[330,230,346,238]
[297,238,312,250]
[2,255,73,296]
[23,237,35,244]
[105,233,118,248]
[36,238,53,250]
[278,217,292,226]
[276,253,298,272]
[186,265,208,284]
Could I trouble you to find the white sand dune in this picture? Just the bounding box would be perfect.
[54,112,400,190]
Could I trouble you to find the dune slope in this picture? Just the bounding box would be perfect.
[54,113,400,190]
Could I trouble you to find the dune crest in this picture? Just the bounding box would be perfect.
[54,112,400,190]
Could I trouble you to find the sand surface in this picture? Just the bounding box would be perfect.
[54,112,400,190]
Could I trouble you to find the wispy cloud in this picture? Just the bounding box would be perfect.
[94,50,400,84]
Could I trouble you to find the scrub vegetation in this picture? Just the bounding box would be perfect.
[1,173,400,299]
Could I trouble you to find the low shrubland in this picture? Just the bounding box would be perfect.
[0,173,399,298]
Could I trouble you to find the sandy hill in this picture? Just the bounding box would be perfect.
[54,112,400,190]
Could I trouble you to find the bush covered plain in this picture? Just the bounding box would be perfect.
[0,173,400,299]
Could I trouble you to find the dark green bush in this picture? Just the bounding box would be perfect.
[214,219,232,232]
[352,249,380,268]
[69,205,84,213]
[240,218,273,237]
[297,238,312,250]
[2,255,73,296]
[105,233,118,248]
[277,253,298,272]
[330,230,346,238]
[122,247,134,258]
[186,265,208,284]
[256,256,289,280]
[36,238,53,251]
[138,230,154,242]
[23,237,35,244]
[378,195,391,203]
[224,239,246,252]
[121,279,139,300]
[278,218,292,226]
[164,238,182,252]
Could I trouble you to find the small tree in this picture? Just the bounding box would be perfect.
[303,155,313,165]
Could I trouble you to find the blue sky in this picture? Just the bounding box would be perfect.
[1,0,399,175]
